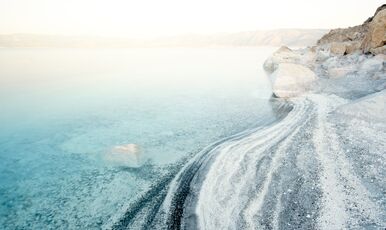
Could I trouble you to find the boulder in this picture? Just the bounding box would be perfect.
[263,46,298,73]
[105,143,142,167]
[270,63,317,98]
[263,46,316,73]
[361,9,386,54]
[329,42,347,55]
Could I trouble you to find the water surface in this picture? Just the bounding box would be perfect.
[0,47,276,228]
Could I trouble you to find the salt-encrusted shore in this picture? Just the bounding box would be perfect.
[188,5,385,229]
[111,5,385,229]
[254,4,386,229]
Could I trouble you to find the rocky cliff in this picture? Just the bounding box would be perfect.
[317,4,386,55]
[264,5,386,98]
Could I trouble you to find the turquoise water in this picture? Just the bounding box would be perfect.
[0,47,276,228]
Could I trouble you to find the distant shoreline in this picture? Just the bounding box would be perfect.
[0,29,328,48]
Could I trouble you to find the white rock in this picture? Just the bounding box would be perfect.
[264,46,297,73]
[264,46,316,73]
[105,143,142,167]
[270,63,317,98]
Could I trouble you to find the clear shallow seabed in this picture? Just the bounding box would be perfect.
[0,47,280,229]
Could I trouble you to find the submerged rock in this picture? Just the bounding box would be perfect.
[270,63,317,98]
[105,143,142,167]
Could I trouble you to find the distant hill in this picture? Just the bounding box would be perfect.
[0,29,328,48]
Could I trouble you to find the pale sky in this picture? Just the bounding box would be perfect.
[0,0,383,38]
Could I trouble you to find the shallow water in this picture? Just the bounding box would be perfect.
[0,47,278,228]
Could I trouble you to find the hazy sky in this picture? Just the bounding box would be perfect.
[0,0,383,37]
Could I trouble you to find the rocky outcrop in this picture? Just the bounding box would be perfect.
[364,4,386,23]
[318,4,386,55]
[270,63,317,98]
[317,25,368,46]
[361,8,386,54]
[264,5,386,98]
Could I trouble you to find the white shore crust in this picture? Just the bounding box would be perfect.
[191,6,386,229]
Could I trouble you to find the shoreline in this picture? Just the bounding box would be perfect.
[112,5,386,229]
[109,101,292,229]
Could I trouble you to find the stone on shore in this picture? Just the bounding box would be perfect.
[263,46,298,73]
[270,63,317,98]
[263,46,316,73]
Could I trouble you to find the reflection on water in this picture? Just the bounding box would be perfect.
[0,47,276,228]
